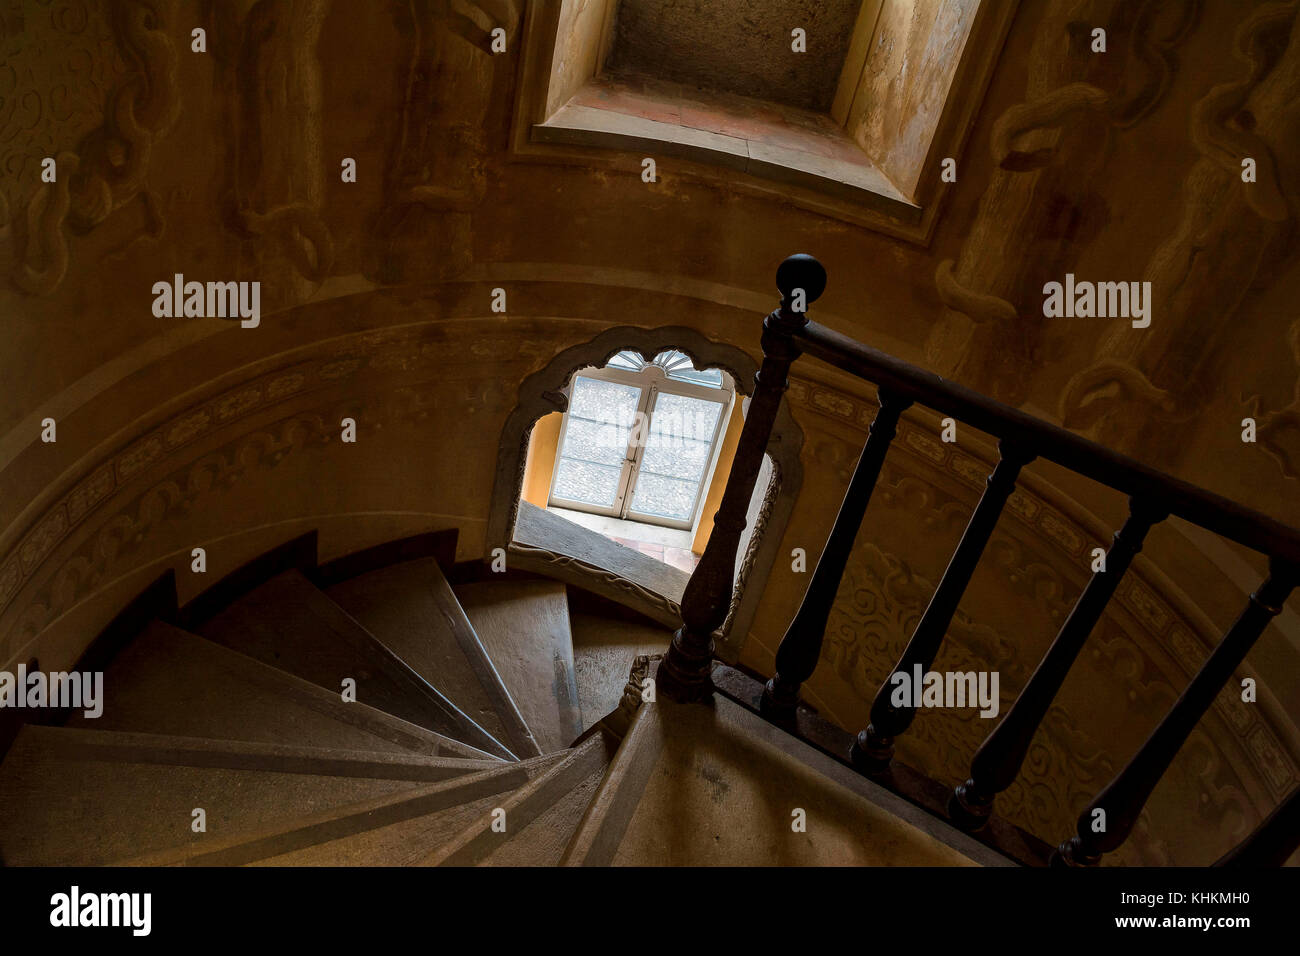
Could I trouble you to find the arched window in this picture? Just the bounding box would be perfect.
[604,349,725,388]
[548,350,735,530]
[491,324,803,653]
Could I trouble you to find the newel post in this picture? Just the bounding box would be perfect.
[656,254,826,702]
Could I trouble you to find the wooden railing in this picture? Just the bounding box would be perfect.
[657,254,1300,867]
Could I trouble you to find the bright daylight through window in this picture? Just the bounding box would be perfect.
[549,351,732,530]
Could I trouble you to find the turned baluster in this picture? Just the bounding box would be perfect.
[760,388,912,717]
[1055,561,1299,866]
[851,442,1033,771]
[949,497,1168,828]
[657,254,826,701]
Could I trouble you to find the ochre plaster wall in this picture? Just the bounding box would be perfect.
[522,412,563,508]
[3,0,1299,866]
[692,398,744,555]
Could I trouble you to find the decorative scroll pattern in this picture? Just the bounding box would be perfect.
[1060,1,1300,463]
[785,373,1299,864]
[927,0,1202,405]
[0,321,558,648]
[4,0,179,295]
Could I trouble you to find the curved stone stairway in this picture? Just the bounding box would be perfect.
[0,531,996,867]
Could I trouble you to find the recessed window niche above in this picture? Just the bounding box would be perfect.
[512,0,1018,242]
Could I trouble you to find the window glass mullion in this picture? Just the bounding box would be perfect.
[618,385,656,518]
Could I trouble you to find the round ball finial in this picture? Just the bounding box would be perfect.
[775,254,826,310]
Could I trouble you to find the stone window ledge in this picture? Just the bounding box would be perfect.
[509,500,687,629]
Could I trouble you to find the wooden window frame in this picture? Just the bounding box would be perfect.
[547,363,735,531]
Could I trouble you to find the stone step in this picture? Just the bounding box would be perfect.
[327,558,541,758]
[34,727,497,780]
[561,698,665,867]
[452,579,583,752]
[243,751,571,866]
[568,604,671,733]
[197,569,513,759]
[565,690,997,867]
[67,620,497,761]
[0,724,484,866]
[479,758,607,867]
[421,731,615,866]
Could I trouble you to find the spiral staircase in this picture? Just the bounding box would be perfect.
[0,529,993,867]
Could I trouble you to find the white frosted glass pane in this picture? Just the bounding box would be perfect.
[629,472,698,522]
[552,458,622,508]
[559,417,629,467]
[640,437,712,481]
[568,376,642,424]
[648,393,722,440]
[626,393,725,521]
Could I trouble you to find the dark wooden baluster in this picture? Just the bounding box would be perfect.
[658,254,826,701]
[949,497,1168,829]
[760,389,913,717]
[1214,786,1300,867]
[1055,560,1300,866]
[851,442,1033,771]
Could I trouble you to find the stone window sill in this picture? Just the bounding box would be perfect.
[510,500,687,629]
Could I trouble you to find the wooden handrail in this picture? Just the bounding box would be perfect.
[669,253,1300,867]
[792,320,1300,564]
